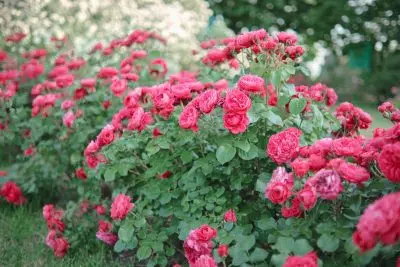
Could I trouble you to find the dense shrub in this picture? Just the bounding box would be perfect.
[1,27,399,267]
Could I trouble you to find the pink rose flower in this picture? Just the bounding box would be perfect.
[353,192,400,252]
[110,77,127,97]
[336,161,370,184]
[96,124,115,147]
[179,104,199,132]
[55,73,74,88]
[306,169,343,200]
[267,128,302,165]
[192,255,217,267]
[297,185,317,210]
[61,100,75,110]
[237,74,265,94]
[96,231,118,246]
[223,209,237,223]
[62,111,75,128]
[223,112,249,134]
[198,89,219,114]
[377,142,400,183]
[283,251,318,267]
[110,194,134,220]
[223,89,252,113]
[217,244,229,257]
[291,158,310,177]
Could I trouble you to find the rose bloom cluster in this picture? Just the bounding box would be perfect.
[265,126,377,217]
[96,220,118,246]
[0,181,26,205]
[353,192,400,252]
[90,29,166,57]
[201,29,303,68]
[183,225,218,266]
[334,102,372,136]
[85,70,231,169]
[365,123,400,183]
[179,73,269,134]
[42,204,69,257]
[266,117,400,218]
[0,69,19,102]
[378,101,400,123]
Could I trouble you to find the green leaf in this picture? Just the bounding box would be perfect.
[114,240,127,253]
[104,168,116,182]
[180,151,193,164]
[278,94,291,106]
[271,253,288,267]
[293,239,313,255]
[256,217,277,230]
[317,234,339,252]
[255,179,267,193]
[146,143,160,156]
[133,217,147,228]
[118,223,134,242]
[238,144,259,160]
[266,110,283,126]
[216,144,236,165]
[249,248,269,262]
[299,65,311,77]
[143,184,161,200]
[271,71,281,88]
[159,192,172,204]
[289,98,307,115]
[224,222,234,231]
[237,235,256,251]
[311,105,324,128]
[231,250,249,266]
[136,245,152,261]
[273,237,295,253]
[234,140,250,152]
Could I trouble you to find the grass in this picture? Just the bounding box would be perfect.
[0,203,115,267]
[358,102,392,137]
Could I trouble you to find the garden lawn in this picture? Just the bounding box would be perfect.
[0,203,115,267]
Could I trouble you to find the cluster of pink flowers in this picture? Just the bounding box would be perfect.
[43,204,69,257]
[21,59,45,80]
[334,102,372,136]
[265,126,392,217]
[183,225,218,266]
[378,101,400,123]
[90,29,166,57]
[283,251,319,267]
[84,124,114,168]
[201,29,303,68]
[0,69,19,101]
[353,192,400,252]
[31,93,62,117]
[0,181,26,205]
[96,220,118,246]
[86,71,230,169]
[295,83,338,107]
[5,32,27,43]
[266,118,400,217]
[178,73,268,134]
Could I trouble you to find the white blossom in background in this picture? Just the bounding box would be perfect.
[0,0,212,66]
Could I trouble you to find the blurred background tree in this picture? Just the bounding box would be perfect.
[207,0,400,102]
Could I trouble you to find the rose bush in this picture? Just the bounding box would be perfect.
[1,29,167,201]
[1,26,399,267]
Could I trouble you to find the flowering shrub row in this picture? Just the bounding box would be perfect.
[1,27,399,267]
